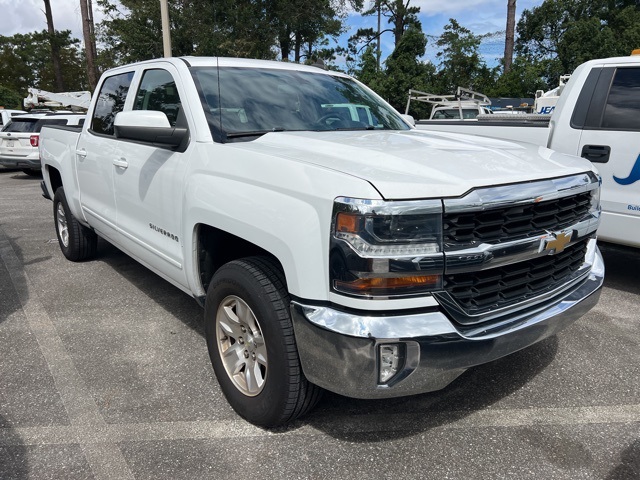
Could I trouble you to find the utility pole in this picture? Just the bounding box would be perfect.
[80,0,99,91]
[160,0,172,57]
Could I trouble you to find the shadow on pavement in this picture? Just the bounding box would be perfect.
[0,414,29,480]
[94,238,204,335]
[598,241,640,295]
[606,439,640,480]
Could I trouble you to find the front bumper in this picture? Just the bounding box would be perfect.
[291,240,604,399]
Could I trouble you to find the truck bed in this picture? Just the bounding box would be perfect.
[415,117,551,146]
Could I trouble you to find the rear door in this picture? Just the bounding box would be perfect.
[575,66,640,246]
[76,71,135,242]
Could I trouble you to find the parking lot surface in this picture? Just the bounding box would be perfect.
[1,169,638,479]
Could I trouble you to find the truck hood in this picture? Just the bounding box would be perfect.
[234,129,592,199]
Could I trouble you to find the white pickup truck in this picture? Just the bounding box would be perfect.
[413,55,640,248]
[40,57,604,427]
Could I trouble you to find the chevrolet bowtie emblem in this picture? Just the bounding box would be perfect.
[542,231,572,254]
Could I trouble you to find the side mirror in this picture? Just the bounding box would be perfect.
[400,114,416,127]
[114,110,188,149]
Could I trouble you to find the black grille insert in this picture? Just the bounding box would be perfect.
[443,240,588,318]
[444,191,592,246]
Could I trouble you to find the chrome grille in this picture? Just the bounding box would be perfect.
[443,191,592,246]
[442,240,588,318]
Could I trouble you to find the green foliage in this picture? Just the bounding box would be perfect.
[516,0,640,84]
[0,31,88,95]
[0,85,23,109]
[484,56,548,97]
[96,0,360,65]
[435,19,490,93]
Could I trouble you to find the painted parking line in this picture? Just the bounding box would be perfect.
[0,227,135,480]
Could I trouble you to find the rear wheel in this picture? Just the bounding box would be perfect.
[204,256,322,427]
[53,187,97,261]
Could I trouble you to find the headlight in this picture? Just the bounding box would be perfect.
[330,197,444,298]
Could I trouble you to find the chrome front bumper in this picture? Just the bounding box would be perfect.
[291,240,604,399]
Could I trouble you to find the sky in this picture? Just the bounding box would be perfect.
[0,0,544,66]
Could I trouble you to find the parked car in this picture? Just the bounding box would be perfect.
[0,112,85,175]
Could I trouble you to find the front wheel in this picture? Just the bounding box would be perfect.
[53,187,97,261]
[204,256,322,427]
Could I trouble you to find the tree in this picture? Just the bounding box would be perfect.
[382,24,435,116]
[43,0,65,91]
[0,31,88,94]
[516,0,640,83]
[504,0,516,74]
[435,19,493,93]
[96,0,361,65]
[0,85,23,110]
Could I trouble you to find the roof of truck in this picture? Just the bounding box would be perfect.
[104,56,349,78]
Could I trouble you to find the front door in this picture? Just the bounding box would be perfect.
[112,67,191,286]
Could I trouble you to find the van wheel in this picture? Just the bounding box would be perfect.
[204,256,322,427]
[53,187,97,261]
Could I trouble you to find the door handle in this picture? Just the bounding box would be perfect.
[76,148,87,159]
[581,145,611,163]
[113,157,129,169]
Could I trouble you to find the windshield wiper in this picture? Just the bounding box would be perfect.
[335,125,376,131]
[225,128,285,139]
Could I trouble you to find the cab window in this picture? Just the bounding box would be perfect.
[91,71,134,136]
[134,69,182,127]
[602,67,640,131]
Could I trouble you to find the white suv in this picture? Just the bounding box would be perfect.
[0,112,85,175]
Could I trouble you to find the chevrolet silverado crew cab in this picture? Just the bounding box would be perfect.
[39,57,604,427]
[0,112,85,175]
[411,55,640,249]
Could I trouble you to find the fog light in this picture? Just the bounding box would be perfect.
[379,344,400,384]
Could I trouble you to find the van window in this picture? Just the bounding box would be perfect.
[602,67,640,130]
[134,69,183,127]
[91,71,134,136]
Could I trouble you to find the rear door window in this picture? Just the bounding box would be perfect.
[601,67,640,131]
[91,71,135,136]
[3,119,40,133]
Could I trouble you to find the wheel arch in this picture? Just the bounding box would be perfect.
[195,223,287,297]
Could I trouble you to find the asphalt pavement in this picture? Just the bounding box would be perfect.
[0,168,638,480]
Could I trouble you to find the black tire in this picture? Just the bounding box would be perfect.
[53,187,97,261]
[22,168,42,177]
[204,256,322,427]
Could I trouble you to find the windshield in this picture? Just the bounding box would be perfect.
[190,67,409,142]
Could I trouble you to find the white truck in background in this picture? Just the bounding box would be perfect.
[39,57,603,427]
[533,74,571,115]
[405,87,493,120]
[413,55,640,248]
